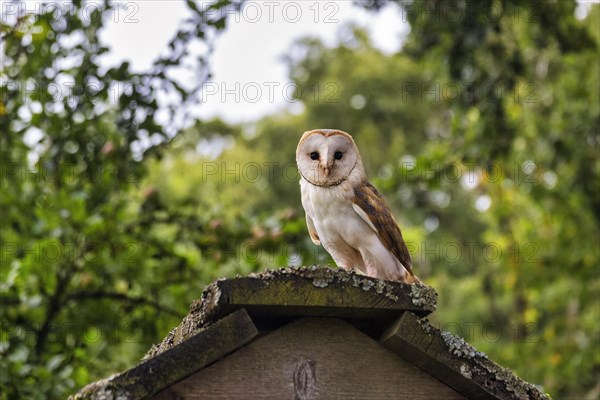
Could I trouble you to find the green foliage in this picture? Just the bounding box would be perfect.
[1,1,598,399]
[0,1,239,398]
[276,2,599,397]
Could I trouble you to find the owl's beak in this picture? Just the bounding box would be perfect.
[319,147,333,177]
[321,161,334,177]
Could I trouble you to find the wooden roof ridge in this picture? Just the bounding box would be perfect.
[70,266,551,400]
[144,265,437,360]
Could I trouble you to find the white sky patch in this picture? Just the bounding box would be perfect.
[99,1,408,124]
[195,136,235,160]
[429,190,451,208]
[475,195,492,212]
[461,170,480,190]
[23,127,44,148]
[98,2,188,71]
[542,170,558,189]
[399,154,416,170]
[522,160,537,175]
[424,215,440,232]
[575,0,595,20]
[350,94,367,110]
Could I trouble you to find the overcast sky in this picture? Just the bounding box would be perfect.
[99,1,408,123]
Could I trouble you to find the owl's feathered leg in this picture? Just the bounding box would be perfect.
[324,242,366,275]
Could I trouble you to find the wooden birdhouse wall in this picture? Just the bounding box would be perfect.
[152,317,465,400]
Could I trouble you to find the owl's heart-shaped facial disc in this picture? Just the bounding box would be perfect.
[296,130,358,187]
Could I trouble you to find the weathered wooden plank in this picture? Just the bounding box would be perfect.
[380,312,550,400]
[145,266,437,360]
[217,267,437,318]
[70,308,258,400]
[151,317,466,400]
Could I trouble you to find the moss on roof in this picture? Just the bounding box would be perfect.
[381,312,551,400]
[145,266,437,359]
[70,309,257,400]
[71,266,550,400]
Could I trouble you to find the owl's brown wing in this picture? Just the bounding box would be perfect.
[305,214,321,245]
[351,181,414,276]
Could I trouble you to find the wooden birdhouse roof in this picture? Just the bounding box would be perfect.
[70,267,549,400]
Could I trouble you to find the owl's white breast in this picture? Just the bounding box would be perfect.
[300,178,372,249]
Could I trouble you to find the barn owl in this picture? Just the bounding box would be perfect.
[296,129,419,283]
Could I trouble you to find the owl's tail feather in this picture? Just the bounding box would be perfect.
[403,272,421,284]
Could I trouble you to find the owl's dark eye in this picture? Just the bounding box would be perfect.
[310,152,319,160]
[334,151,343,160]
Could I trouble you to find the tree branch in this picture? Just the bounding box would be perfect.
[35,268,72,356]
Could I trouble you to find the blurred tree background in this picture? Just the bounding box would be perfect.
[1,1,598,399]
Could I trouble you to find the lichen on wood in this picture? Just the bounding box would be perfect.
[70,309,258,400]
[70,266,549,400]
[380,312,551,400]
[145,265,437,359]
